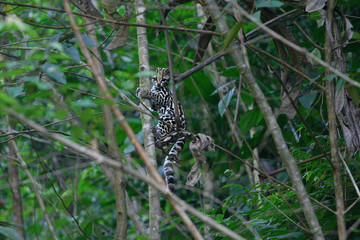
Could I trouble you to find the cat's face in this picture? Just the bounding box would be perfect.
[150,66,170,87]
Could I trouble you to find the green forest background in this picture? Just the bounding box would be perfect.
[0,0,360,239]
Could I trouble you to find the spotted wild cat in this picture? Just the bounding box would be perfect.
[137,66,187,191]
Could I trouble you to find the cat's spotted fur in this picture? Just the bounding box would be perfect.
[137,66,187,191]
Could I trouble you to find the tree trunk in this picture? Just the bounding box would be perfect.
[325,0,347,238]
[135,0,161,239]
[84,18,128,239]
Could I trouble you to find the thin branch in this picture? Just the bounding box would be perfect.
[339,153,360,197]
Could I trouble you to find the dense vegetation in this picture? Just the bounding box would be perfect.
[0,0,359,239]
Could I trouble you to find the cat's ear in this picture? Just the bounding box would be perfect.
[165,68,170,75]
[150,66,157,72]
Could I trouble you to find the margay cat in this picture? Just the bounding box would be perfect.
[137,66,187,191]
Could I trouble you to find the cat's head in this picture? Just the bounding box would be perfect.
[150,66,170,87]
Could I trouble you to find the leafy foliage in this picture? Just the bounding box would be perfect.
[0,0,360,239]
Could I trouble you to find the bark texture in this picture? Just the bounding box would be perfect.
[84,17,128,239]
[325,0,347,238]
[135,0,161,238]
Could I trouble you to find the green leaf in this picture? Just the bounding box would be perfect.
[221,66,239,78]
[40,62,67,84]
[239,109,262,134]
[256,0,284,8]
[222,21,243,51]
[299,90,317,108]
[54,109,68,119]
[0,226,23,240]
[82,33,96,47]
[309,74,321,85]
[0,69,24,78]
[0,92,17,110]
[63,43,80,63]
[309,48,321,65]
[336,78,346,93]
[5,86,24,98]
[210,80,235,96]
[218,87,235,117]
[323,74,337,81]
[135,70,156,77]
[136,236,149,240]
[346,85,359,107]
[252,11,262,23]
[306,171,313,181]
[74,98,97,107]
[21,75,51,90]
[83,221,93,235]
[59,189,74,208]
[71,125,85,140]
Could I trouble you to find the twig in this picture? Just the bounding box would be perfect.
[339,153,360,197]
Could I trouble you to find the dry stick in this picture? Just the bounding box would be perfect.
[62,1,229,239]
[7,138,59,240]
[203,0,324,238]
[338,153,360,197]
[8,110,246,240]
[0,1,219,36]
[135,0,161,239]
[325,2,347,239]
